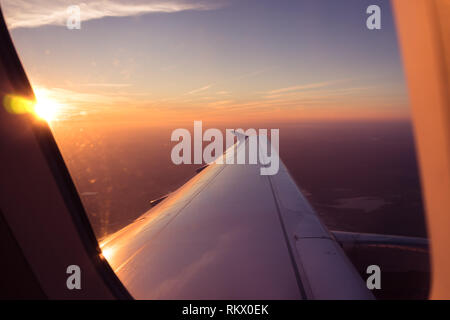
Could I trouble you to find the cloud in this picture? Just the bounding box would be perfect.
[186,84,213,95]
[233,68,272,81]
[266,80,339,95]
[264,85,375,100]
[1,0,223,29]
[32,85,151,121]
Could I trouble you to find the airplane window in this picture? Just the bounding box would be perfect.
[1,0,429,299]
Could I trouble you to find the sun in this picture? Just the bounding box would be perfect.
[33,89,60,122]
[34,99,58,122]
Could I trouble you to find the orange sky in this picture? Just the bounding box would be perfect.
[3,0,410,126]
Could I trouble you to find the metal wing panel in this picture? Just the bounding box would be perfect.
[267,144,373,299]
[101,139,373,300]
[103,163,302,299]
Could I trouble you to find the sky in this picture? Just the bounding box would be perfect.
[1,0,409,125]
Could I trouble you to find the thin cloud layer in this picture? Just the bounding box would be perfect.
[187,84,213,95]
[1,0,223,29]
[266,79,350,95]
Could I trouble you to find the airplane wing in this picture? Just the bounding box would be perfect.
[100,138,373,300]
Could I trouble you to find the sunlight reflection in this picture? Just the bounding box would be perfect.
[100,247,115,261]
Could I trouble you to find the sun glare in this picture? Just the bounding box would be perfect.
[33,89,60,122]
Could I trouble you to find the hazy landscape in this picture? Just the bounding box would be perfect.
[52,119,427,240]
